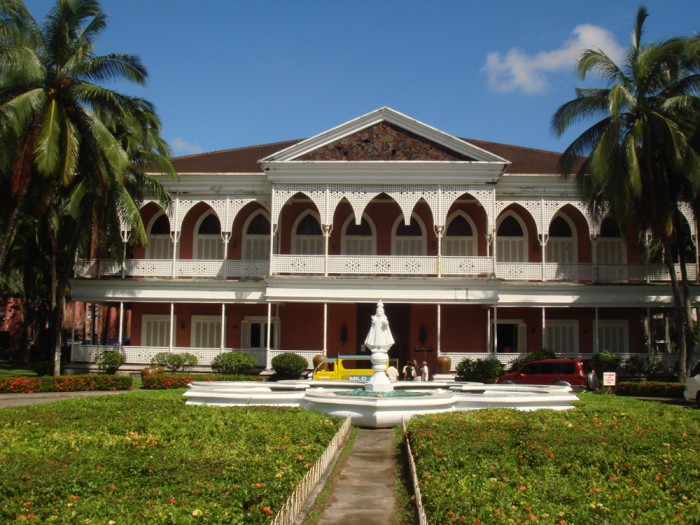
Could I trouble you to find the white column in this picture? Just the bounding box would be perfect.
[322,225,332,277]
[220,303,226,352]
[265,303,272,370]
[541,307,546,350]
[486,307,491,353]
[323,302,328,354]
[435,225,444,278]
[437,304,441,356]
[646,308,652,354]
[171,196,180,279]
[493,305,498,354]
[221,232,231,279]
[118,302,124,352]
[169,303,174,352]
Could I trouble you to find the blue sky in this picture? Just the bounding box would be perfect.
[24,0,700,156]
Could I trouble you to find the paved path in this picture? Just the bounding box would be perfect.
[316,428,398,525]
[0,390,127,409]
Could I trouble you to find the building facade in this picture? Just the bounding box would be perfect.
[68,107,700,373]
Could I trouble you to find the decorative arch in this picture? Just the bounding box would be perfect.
[146,212,173,259]
[546,212,578,263]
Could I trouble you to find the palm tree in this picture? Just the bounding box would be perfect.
[0,0,175,373]
[551,7,700,380]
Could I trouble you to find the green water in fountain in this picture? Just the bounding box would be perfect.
[329,388,428,398]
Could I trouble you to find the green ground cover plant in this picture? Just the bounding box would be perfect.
[406,394,699,524]
[0,390,342,524]
[614,381,685,398]
[0,374,131,393]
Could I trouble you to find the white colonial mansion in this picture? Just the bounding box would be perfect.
[68,107,700,373]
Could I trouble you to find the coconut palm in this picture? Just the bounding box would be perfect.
[0,0,175,373]
[551,7,700,379]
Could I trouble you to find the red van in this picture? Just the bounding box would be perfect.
[496,358,598,391]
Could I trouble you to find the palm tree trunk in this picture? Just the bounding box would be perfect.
[661,238,688,381]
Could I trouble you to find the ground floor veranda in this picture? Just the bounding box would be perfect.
[64,278,696,370]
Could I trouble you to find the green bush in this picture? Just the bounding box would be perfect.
[506,348,558,372]
[142,373,264,389]
[455,358,504,383]
[150,352,198,372]
[211,351,257,375]
[95,350,126,374]
[591,350,621,375]
[0,374,132,393]
[271,352,308,379]
[615,381,685,398]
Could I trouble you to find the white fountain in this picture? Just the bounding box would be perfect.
[184,301,579,428]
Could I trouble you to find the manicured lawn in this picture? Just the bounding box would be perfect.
[0,389,342,524]
[0,361,37,378]
[406,394,700,524]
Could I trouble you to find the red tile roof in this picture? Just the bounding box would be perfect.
[170,138,565,175]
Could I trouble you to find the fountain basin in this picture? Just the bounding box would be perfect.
[183,380,580,428]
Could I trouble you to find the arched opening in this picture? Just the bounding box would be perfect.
[597,217,626,264]
[547,214,577,263]
[146,213,173,259]
[243,212,271,260]
[444,212,477,256]
[194,211,223,259]
[393,214,426,255]
[292,212,323,254]
[496,212,527,262]
[342,215,376,255]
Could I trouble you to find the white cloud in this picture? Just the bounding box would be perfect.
[170,137,204,155]
[482,24,625,95]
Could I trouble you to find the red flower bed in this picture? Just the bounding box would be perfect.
[0,375,132,393]
[142,373,265,389]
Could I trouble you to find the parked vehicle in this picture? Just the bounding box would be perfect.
[684,362,700,407]
[496,358,598,391]
[311,355,396,381]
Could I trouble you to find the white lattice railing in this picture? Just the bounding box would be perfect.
[271,416,352,525]
[75,257,697,282]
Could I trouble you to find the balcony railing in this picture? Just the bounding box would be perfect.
[75,257,697,283]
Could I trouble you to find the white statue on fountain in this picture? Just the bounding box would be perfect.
[364,300,395,393]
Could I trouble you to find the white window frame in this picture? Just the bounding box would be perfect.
[341,214,376,255]
[291,212,324,255]
[597,320,629,353]
[444,211,477,256]
[191,315,223,348]
[242,316,280,350]
[546,213,577,264]
[142,314,174,347]
[242,211,271,261]
[194,211,224,260]
[546,320,579,354]
[146,213,173,260]
[392,214,427,256]
[496,212,528,262]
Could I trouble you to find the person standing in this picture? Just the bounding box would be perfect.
[413,359,422,382]
[421,360,430,381]
[386,364,399,382]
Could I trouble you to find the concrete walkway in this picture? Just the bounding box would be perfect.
[316,428,398,525]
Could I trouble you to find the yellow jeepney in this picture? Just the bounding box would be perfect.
[311,355,397,381]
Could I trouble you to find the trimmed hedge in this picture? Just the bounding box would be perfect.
[614,381,686,398]
[0,374,132,393]
[142,373,265,389]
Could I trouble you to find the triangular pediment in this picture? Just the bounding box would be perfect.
[261,107,509,165]
[298,122,474,161]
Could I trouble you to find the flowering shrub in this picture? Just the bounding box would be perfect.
[0,374,132,393]
[615,381,685,398]
[407,394,699,524]
[150,352,198,372]
[142,373,264,389]
[0,391,342,524]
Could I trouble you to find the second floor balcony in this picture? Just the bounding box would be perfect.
[75,255,698,283]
